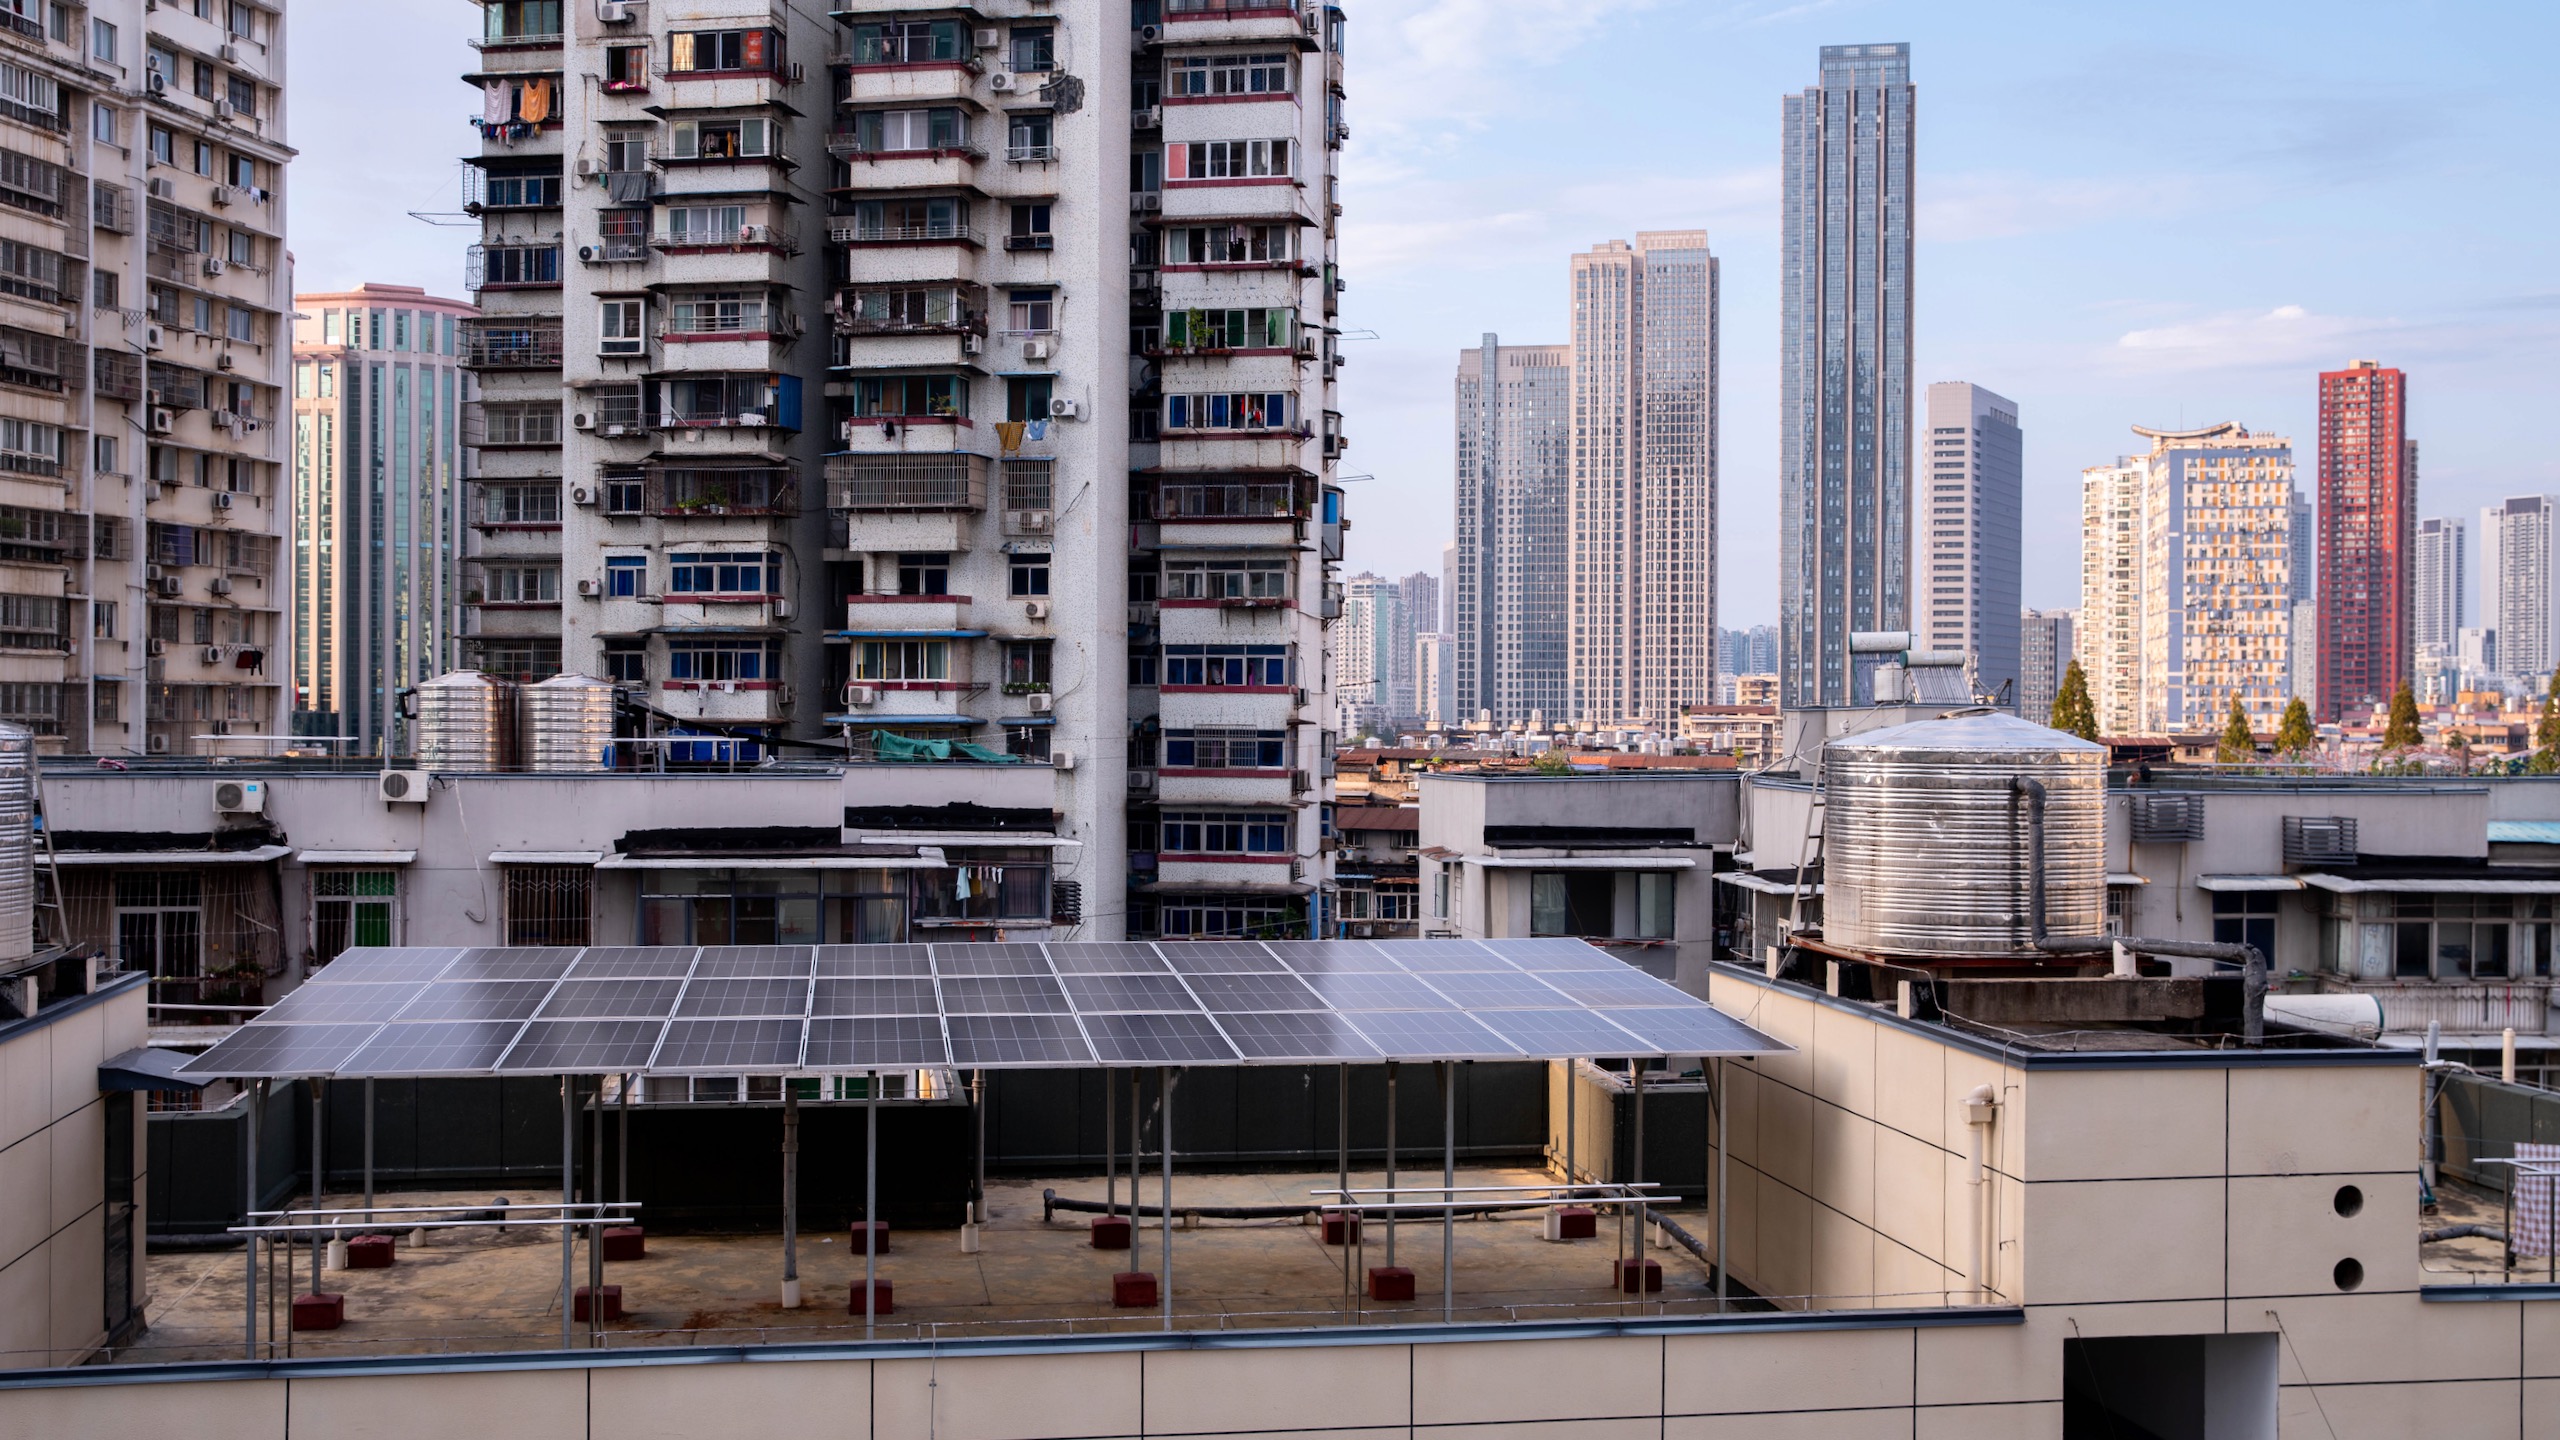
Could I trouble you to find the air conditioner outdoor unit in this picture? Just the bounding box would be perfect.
[215,351,235,369]
[974,27,999,49]
[212,492,233,509]
[1136,24,1162,46]
[1301,9,1319,32]
[1028,691,1054,713]
[146,565,163,582]
[845,684,879,707]
[203,258,227,280]
[598,0,635,22]
[146,637,165,656]
[1126,771,1152,791]
[209,576,234,595]
[213,100,235,123]
[202,645,226,664]
[210,185,235,206]
[1051,749,1077,771]
[1047,397,1080,420]
[572,412,595,430]
[219,43,241,63]
[211,409,237,429]
[772,597,793,620]
[148,408,174,435]
[212,778,265,814]
[1130,192,1160,213]
[568,484,595,505]
[147,734,170,755]
[576,157,603,178]
[146,178,174,201]
[1022,340,1051,361]
[1134,107,1161,131]
[1024,599,1050,621]
[1009,510,1050,533]
[155,577,181,596]
[961,334,983,354]
[146,72,166,95]
[144,326,165,352]
[378,770,429,804]
[576,577,601,596]
[988,73,1017,93]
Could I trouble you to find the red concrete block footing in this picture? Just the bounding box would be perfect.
[1112,1271,1159,1308]
[291,1293,345,1331]
[601,1226,646,1262]
[1554,1206,1597,1240]
[851,1220,891,1254]
[572,1285,624,1322]
[1615,1258,1663,1294]
[1366,1266,1416,1303]
[848,1280,895,1317]
[1321,1210,1362,1246]
[345,1235,395,1269]
[1090,1215,1132,1250]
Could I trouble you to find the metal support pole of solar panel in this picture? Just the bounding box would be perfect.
[559,1077,574,1350]
[243,1078,259,1359]
[617,1073,631,1204]
[1161,1066,1177,1331]
[363,1077,375,1224]
[1563,1058,1577,1184]
[1338,1062,1350,1300]
[1440,1062,1454,1322]
[864,1068,878,1339]
[1130,1067,1142,1226]
[309,1078,324,1291]
[781,1088,799,1309]
[1713,1057,1727,1313]
[974,1067,987,1226]
[1383,1060,1397,1267]
[1104,1067,1117,1218]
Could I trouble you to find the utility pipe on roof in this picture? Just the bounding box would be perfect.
[2016,774,2267,1044]
[1964,1083,1998,1303]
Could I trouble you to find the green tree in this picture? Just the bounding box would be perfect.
[2214,697,2257,765]
[1531,748,1573,775]
[2535,669,2560,774]
[2381,682,2422,751]
[2274,697,2316,758]
[2049,660,2098,741]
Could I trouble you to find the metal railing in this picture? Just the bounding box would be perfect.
[650,225,799,253]
[830,223,982,245]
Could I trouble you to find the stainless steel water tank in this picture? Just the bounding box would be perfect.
[1819,711,2106,957]
[0,723,32,962]
[415,671,512,771]
[523,673,617,772]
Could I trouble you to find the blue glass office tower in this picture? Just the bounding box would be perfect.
[1779,44,1914,707]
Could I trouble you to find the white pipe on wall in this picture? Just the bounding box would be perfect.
[1964,1083,1999,1303]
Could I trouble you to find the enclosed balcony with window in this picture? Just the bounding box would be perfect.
[835,372,971,422]
[463,399,564,449]
[646,463,800,517]
[1163,390,1299,436]
[661,287,797,343]
[1155,473,1314,521]
[827,453,987,513]
[664,26,791,81]
[828,107,983,169]
[472,479,564,530]
[472,0,564,50]
[833,283,987,337]
[645,372,803,431]
[666,549,785,601]
[1159,221,1302,269]
[1161,556,1295,608]
[465,242,564,291]
[658,114,794,169]
[652,201,799,255]
[459,319,565,370]
[466,162,565,214]
[831,195,982,247]
[1158,305,1299,356]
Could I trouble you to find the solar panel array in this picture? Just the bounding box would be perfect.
[176,938,1787,1079]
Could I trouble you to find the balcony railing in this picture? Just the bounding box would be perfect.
[1157,480,1311,520]
[827,454,986,511]
[830,223,982,246]
[826,134,985,160]
[470,31,566,49]
[459,327,565,370]
[651,225,799,254]
[578,235,650,263]
[1006,143,1058,164]
[1166,0,1301,14]
[649,466,800,516]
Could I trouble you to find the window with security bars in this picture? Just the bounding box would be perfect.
[504,865,592,946]
[312,870,397,964]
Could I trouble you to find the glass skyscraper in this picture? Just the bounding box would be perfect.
[1779,43,1914,708]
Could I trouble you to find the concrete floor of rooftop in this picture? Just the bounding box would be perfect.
[124,1168,1773,1362]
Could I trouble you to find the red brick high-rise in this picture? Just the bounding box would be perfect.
[2314,360,2416,722]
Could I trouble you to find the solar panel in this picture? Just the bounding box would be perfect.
[395,981,555,1022]
[176,939,1787,1077]
[439,948,581,982]
[568,948,699,979]
[1080,1012,1238,1065]
[537,979,684,1020]
[1059,973,1200,1013]
[1214,1009,1382,1061]
[939,975,1069,1015]
[653,1018,807,1073]
[945,1012,1092,1067]
[807,1016,950,1069]
[178,1023,387,1078]
[674,976,810,1018]
[257,983,425,1025]
[1181,971,1324,1013]
[342,1021,528,1075]
[813,976,940,1017]
[499,1020,667,1073]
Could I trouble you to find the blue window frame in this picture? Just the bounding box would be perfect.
[605,555,645,597]
[668,550,779,595]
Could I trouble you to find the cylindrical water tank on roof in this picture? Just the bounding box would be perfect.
[414,671,513,771]
[0,723,32,962]
[1819,710,2107,958]
[523,674,617,772]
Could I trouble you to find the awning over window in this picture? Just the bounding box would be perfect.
[1714,871,1819,896]
[595,854,941,871]
[2300,874,2560,895]
[1463,855,1697,871]
[486,851,608,865]
[298,850,419,865]
[844,832,1082,849]
[53,845,292,866]
[2107,873,2150,887]
[99,1046,207,1092]
[2195,875,2305,893]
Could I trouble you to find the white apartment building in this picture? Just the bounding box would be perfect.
[0,2,291,757]
[2482,495,2559,681]
[1917,380,2019,707]
[2413,514,2463,655]
[2078,455,2144,736]
[2018,606,2072,726]
[1566,231,1716,727]
[1451,334,1566,727]
[460,0,1349,941]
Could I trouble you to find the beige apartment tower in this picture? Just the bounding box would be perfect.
[1567,230,1716,726]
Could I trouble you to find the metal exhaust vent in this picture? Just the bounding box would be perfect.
[2129,792,2205,844]
[2282,815,2358,865]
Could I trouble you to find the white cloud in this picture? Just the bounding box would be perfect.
[1921,171,2199,244]
[1342,167,1777,279]
[2108,305,2396,374]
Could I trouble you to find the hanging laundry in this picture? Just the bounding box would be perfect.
[483,79,509,126]
[1025,419,1048,442]
[994,421,1025,454]
[519,78,552,126]
[954,867,973,901]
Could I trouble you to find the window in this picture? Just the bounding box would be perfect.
[480,483,561,525]
[667,28,781,76]
[227,229,254,264]
[1164,306,1295,351]
[1165,392,1294,431]
[1163,224,1292,265]
[603,43,649,90]
[481,0,561,42]
[225,74,257,117]
[1637,873,1676,939]
[667,289,766,335]
[480,564,559,603]
[0,57,62,132]
[1160,643,1291,686]
[89,18,111,63]
[1163,729,1286,770]
[475,244,561,287]
[0,592,63,649]
[667,638,779,682]
[115,872,202,978]
[1005,375,1052,422]
[224,305,254,342]
[224,152,255,188]
[312,871,397,965]
[1004,723,1052,761]
[896,552,948,595]
[1008,202,1052,248]
[1010,26,1055,72]
[847,197,968,243]
[147,125,173,166]
[192,139,214,177]
[1001,458,1053,512]
[1167,138,1292,181]
[2211,891,2278,967]
[667,551,779,596]
[842,284,969,331]
[603,642,647,684]
[1003,640,1052,690]
[662,203,750,244]
[90,102,112,144]
[1159,810,1290,855]
[854,640,948,681]
[843,374,966,419]
[1006,112,1053,162]
[1006,288,1054,334]
[604,554,645,597]
[669,116,773,160]
[480,170,561,208]
[92,600,115,639]
[601,465,645,514]
[849,20,966,65]
[192,58,215,100]
[1169,52,1291,96]
[598,298,644,355]
[475,401,560,445]
[503,865,591,948]
[1009,554,1049,596]
[846,106,965,154]
[0,417,61,472]
[592,385,642,428]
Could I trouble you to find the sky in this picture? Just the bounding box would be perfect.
[293,1,2560,629]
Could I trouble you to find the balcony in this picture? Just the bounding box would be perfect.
[1161,0,1320,49]
[459,324,565,370]
[651,224,800,256]
[827,454,987,511]
[838,594,975,634]
[645,465,800,518]
[830,221,984,248]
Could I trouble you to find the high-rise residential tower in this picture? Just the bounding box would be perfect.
[2079,456,2145,737]
[1452,336,1568,726]
[291,285,478,754]
[1779,43,1913,708]
[2019,609,2074,728]
[0,5,293,755]
[1566,232,1717,725]
[2483,496,2560,680]
[1918,382,2020,707]
[2411,516,2464,655]
[2314,359,2414,720]
[461,0,1350,940]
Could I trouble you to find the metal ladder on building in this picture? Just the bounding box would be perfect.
[1787,778,1826,937]
[30,768,68,953]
